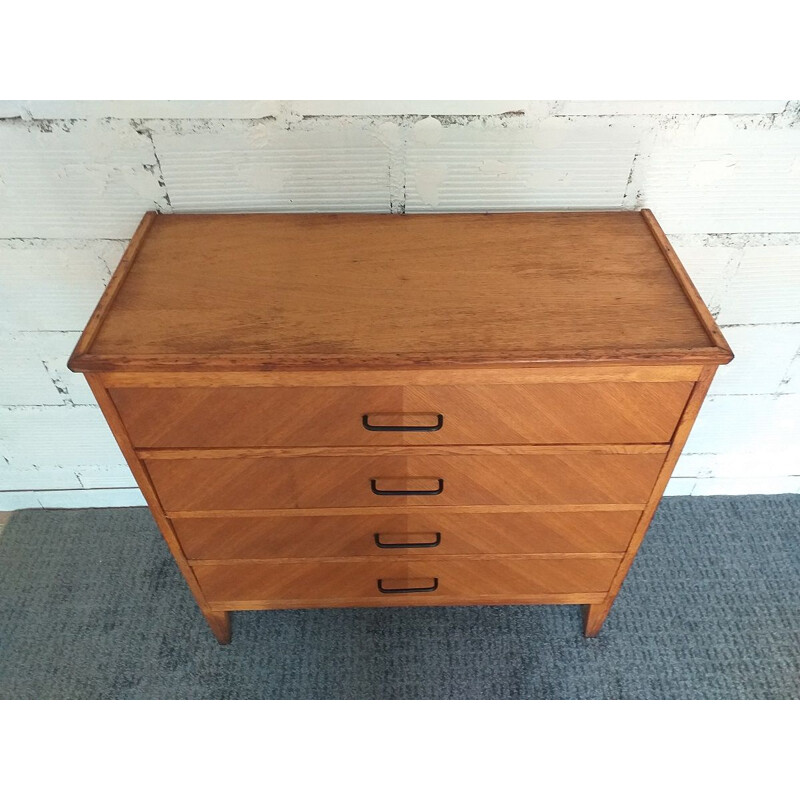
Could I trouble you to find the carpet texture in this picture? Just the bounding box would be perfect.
[0,496,798,699]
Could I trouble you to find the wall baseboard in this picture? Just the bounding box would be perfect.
[0,488,145,511]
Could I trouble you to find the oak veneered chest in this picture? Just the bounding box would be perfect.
[69,210,732,643]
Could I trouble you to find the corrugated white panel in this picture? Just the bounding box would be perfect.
[153,121,391,212]
[0,463,82,491]
[0,488,145,511]
[20,100,534,120]
[716,246,800,325]
[75,464,137,490]
[710,324,800,395]
[0,120,165,238]
[289,101,531,116]
[24,101,281,120]
[677,449,800,481]
[669,243,740,317]
[690,476,800,495]
[781,347,800,393]
[0,463,135,497]
[663,478,697,496]
[638,120,800,233]
[405,116,641,211]
[0,406,127,471]
[0,492,40,511]
[1,340,65,406]
[1,331,96,406]
[683,394,800,478]
[556,101,788,116]
[0,241,123,333]
[0,101,25,118]
[673,452,714,478]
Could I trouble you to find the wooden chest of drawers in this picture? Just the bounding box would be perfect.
[68,210,732,643]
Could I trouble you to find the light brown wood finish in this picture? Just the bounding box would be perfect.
[175,509,641,560]
[144,451,667,512]
[141,444,669,459]
[208,593,609,612]
[101,365,704,387]
[193,555,623,608]
[68,210,732,643]
[167,503,647,518]
[68,211,731,373]
[111,381,693,448]
[583,366,718,636]
[84,374,230,644]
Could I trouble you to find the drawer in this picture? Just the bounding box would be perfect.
[146,450,665,511]
[112,381,693,447]
[175,509,641,560]
[193,555,623,608]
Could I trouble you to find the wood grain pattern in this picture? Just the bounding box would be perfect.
[141,444,668,459]
[84,373,230,644]
[193,555,623,607]
[144,451,666,512]
[207,593,608,612]
[69,211,731,372]
[167,504,647,519]
[67,210,732,642]
[101,365,704,387]
[175,509,642,560]
[111,381,693,448]
[583,366,719,637]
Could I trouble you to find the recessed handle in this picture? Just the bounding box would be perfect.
[362,414,443,432]
[370,478,444,496]
[377,578,439,594]
[374,532,442,549]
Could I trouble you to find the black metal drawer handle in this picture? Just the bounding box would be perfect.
[362,414,443,432]
[370,478,444,496]
[377,578,439,594]
[374,532,442,549]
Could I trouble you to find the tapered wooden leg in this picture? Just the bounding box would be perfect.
[204,610,231,644]
[583,601,612,637]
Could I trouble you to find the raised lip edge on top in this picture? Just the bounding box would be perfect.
[67,209,734,374]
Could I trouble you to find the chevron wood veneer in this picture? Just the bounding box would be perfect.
[69,210,732,644]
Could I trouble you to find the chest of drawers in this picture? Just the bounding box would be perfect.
[68,210,732,644]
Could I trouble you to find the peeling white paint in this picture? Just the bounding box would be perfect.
[406,116,641,211]
[412,164,448,206]
[480,159,517,178]
[413,116,444,146]
[0,120,166,238]
[0,240,124,332]
[687,157,738,188]
[152,120,391,212]
[636,125,800,233]
[554,101,788,116]
[710,325,800,395]
[717,246,800,325]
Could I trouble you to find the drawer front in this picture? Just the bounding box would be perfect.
[146,452,665,511]
[176,510,640,560]
[193,556,623,607]
[112,382,693,447]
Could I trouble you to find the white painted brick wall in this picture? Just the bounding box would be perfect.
[1,100,798,508]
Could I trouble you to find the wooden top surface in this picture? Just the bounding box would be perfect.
[69,210,732,372]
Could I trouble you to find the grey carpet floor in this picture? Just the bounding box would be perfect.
[0,496,798,699]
